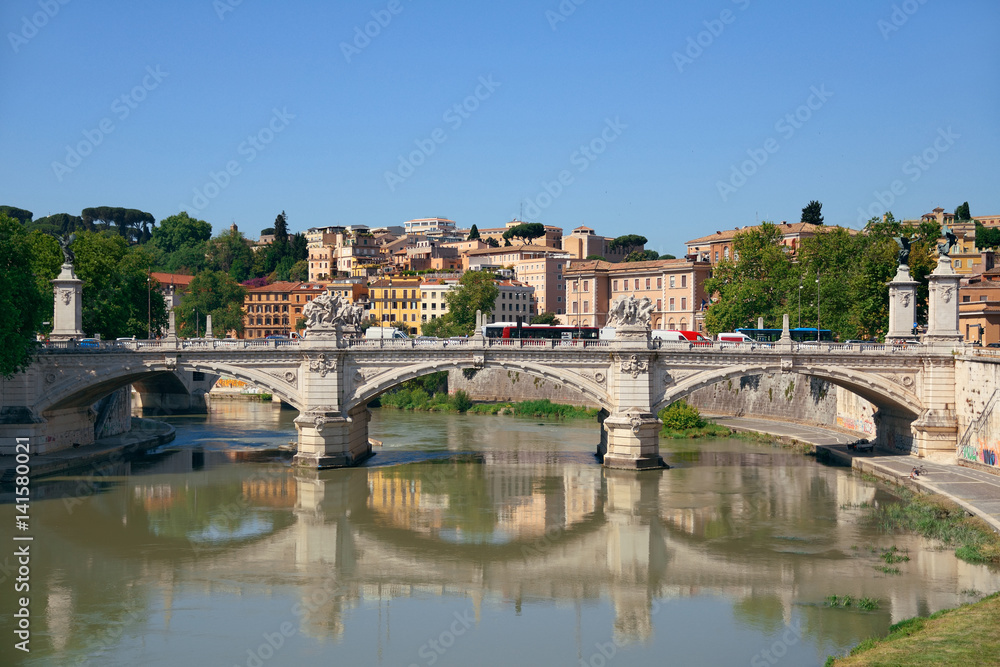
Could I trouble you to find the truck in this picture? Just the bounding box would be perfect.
[364,326,409,340]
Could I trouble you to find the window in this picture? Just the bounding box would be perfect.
[657,277,662,289]
[583,301,589,313]
[982,295,988,302]
[714,251,719,262]
[669,276,676,289]
[573,280,579,292]
[681,297,687,310]
[583,280,589,292]
[645,278,651,290]
[669,298,675,311]
[656,299,662,311]
[963,295,971,303]
[572,302,578,314]
[681,275,687,288]
[613,280,618,291]
[724,247,730,260]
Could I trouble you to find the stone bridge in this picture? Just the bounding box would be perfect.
[0,335,962,468]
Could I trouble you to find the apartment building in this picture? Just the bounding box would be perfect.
[563,258,712,331]
[491,279,535,324]
[419,280,457,329]
[960,278,1000,345]
[464,244,570,316]
[308,245,335,282]
[368,278,423,334]
[403,217,458,236]
[243,282,327,339]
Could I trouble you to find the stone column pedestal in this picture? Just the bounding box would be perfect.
[601,409,664,470]
[50,263,84,341]
[293,404,373,469]
[886,265,918,342]
[924,255,963,344]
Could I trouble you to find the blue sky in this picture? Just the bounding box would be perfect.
[2,0,998,257]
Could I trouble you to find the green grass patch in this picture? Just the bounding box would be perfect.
[467,399,599,419]
[863,489,1000,564]
[829,593,1000,666]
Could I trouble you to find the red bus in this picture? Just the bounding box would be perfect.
[483,322,600,340]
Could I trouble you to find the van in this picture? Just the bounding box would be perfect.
[716,332,754,344]
[651,330,711,344]
[364,326,409,340]
[599,327,616,340]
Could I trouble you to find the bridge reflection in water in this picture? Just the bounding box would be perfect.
[10,436,1000,666]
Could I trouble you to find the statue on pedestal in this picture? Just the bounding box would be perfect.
[936,225,958,257]
[893,236,910,266]
[608,295,654,329]
[303,291,366,337]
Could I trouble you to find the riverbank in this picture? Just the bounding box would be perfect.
[827,592,1000,666]
[0,417,175,482]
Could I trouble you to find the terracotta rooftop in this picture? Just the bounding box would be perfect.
[685,222,827,246]
[150,272,195,286]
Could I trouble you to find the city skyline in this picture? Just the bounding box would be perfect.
[3,0,999,257]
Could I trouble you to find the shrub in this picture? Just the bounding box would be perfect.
[451,390,472,413]
[659,400,704,431]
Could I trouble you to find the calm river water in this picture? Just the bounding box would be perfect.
[3,401,999,666]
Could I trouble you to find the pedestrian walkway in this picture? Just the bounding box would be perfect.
[710,415,1000,534]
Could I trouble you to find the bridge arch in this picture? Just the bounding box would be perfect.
[349,359,612,412]
[35,359,303,415]
[654,362,923,418]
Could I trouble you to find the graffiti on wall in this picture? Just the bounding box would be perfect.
[959,437,999,468]
[836,415,875,435]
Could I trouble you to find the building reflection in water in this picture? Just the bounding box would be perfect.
[13,442,1000,665]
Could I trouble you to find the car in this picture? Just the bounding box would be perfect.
[78,338,100,349]
[847,438,874,452]
[987,343,1000,348]
[265,334,290,340]
[845,339,877,345]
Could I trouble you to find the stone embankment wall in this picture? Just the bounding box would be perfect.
[447,368,876,436]
[955,357,1000,473]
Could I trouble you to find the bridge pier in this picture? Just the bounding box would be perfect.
[600,409,664,470]
[293,404,373,469]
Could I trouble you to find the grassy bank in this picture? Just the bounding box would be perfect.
[467,399,599,419]
[658,401,732,439]
[827,592,1000,666]
[862,488,1000,564]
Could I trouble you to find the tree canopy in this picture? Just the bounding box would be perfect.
[205,228,255,282]
[954,202,972,221]
[976,223,1000,250]
[0,205,33,224]
[625,250,661,262]
[609,234,647,255]
[175,271,246,337]
[467,224,480,241]
[27,213,85,237]
[70,231,167,339]
[801,200,824,225]
[0,213,46,377]
[502,222,545,246]
[530,312,560,325]
[420,271,500,337]
[81,206,156,244]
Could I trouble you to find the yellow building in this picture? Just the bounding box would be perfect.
[368,278,422,334]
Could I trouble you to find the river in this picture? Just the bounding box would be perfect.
[2,401,998,666]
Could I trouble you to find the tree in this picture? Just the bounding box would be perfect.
[955,202,972,221]
[273,211,289,245]
[81,206,156,244]
[70,231,167,339]
[801,200,824,225]
[502,222,545,246]
[205,228,255,282]
[28,213,85,236]
[703,223,795,334]
[530,312,560,325]
[585,254,606,261]
[0,206,32,224]
[625,250,660,262]
[424,271,500,337]
[151,212,212,254]
[609,234,647,256]
[467,224,480,241]
[149,212,212,274]
[976,223,1000,250]
[24,231,62,331]
[289,259,309,281]
[175,271,246,337]
[0,214,46,377]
